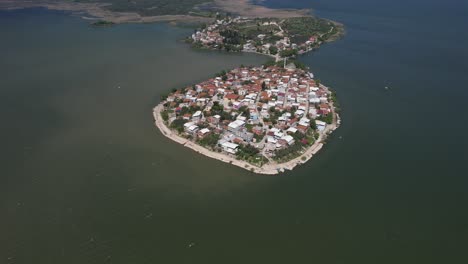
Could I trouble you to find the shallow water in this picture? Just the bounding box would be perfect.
[1,1,467,263]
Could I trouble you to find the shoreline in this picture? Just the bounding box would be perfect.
[0,0,312,24]
[153,84,340,175]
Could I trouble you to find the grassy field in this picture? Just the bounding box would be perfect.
[75,0,213,16]
[217,16,343,47]
[282,17,339,43]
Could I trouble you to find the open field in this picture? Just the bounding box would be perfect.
[0,0,313,24]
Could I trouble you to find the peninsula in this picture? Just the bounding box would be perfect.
[153,64,340,174]
[188,15,343,59]
[1,0,344,174]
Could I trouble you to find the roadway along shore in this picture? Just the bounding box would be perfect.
[152,97,339,175]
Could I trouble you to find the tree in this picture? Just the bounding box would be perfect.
[309,119,317,130]
[160,110,169,122]
[179,106,189,116]
[269,46,278,55]
[319,113,333,124]
[280,49,298,58]
[315,79,321,86]
[170,119,187,134]
[261,81,267,91]
[290,106,297,113]
[198,133,220,148]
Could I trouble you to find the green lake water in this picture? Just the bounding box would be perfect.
[1,1,467,263]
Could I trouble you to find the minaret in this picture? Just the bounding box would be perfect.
[283,57,287,68]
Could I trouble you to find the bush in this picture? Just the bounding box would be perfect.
[170,118,187,133]
[279,49,298,58]
[269,46,278,55]
[319,113,333,124]
[160,110,169,122]
[198,133,220,148]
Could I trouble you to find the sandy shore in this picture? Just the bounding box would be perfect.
[153,98,339,175]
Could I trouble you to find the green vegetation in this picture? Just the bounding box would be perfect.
[282,17,338,44]
[273,143,305,162]
[170,118,187,133]
[238,106,250,119]
[235,144,267,166]
[198,133,220,148]
[279,49,298,58]
[91,20,115,26]
[253,133,265,142]
[220,29,244,45]
[210,102,234,121]
[309,119,317,130]
[196,15,343,56]
[77,0,213,16]
[262,59,284,68]
[319,113,333,124]
[236,144,259,160]
[290,59,308,70]
[330,91,341,112]
[269,46,278,55]
[160,110,169,122]
[178,105,201,116]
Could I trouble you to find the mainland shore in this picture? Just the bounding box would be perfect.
[0,0,311,24]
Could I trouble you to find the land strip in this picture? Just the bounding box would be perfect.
[0,0,317,25]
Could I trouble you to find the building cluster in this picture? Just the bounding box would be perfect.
[191,17,318,57]
[163,66,332,156]
[191,17,245,49]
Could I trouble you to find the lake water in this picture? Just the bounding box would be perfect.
[1,1,467,263]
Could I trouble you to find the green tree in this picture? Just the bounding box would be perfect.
[280,49,298,58]
[309,119,317,130]
[160,110,169,122]
[269,46,278,55]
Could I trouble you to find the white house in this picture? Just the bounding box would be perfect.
[228,120,245,132]
[192,111,203,122]
[286,127,298,134]
[281,135,295,145]
[221,142,239,154]
[315,120,327,131]
[198,128,211,138]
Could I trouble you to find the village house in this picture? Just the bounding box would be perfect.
[160,65,335,161]
[221,142,239,154]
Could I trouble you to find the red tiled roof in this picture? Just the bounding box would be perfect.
[225,94,239,100]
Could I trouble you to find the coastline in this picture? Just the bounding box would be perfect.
[153,84,340,175]
[1,0,343,175]
[0,0,311,24]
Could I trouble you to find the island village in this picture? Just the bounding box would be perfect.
[154,63,340,174]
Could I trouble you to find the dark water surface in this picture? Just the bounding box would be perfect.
[1,1,467,263]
